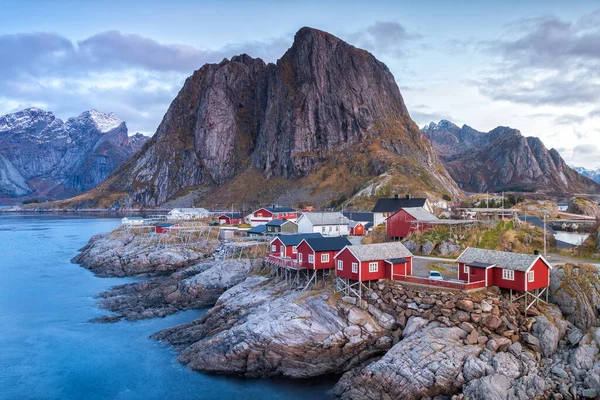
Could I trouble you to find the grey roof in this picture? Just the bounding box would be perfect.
[401,207,438,222]
[301,212,350,226]
[345,242,413,262]
[247,224,267,234]
[266,219,296,227]
[456,247,545,272]
[170,208,210,214]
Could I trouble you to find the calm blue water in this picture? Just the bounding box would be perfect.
[0,213,334,400]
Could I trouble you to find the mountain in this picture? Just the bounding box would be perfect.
[0,108,149,200]
[422,120,600,194]
[59,27,460,210]
[573,166,600,184]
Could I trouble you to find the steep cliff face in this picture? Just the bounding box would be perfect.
[0,108,149,200]
[72,27,460,209]
[423,120,600,194]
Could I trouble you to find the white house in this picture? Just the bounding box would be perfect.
[121,216,144,226]
[557,201,568,212]
[167,208,211,220]
[296,212,350,236]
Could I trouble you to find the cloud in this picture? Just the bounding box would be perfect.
[0,30,292,134]
[477,11,600,107]
[346,21,420,57]
[554,114,586,125]
[589,108,600,118]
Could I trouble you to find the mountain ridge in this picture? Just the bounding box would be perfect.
[0,108,149,201]
[422,120,600,195]
[56,27,461,210]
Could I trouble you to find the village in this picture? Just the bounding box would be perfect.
[117,194,570,316]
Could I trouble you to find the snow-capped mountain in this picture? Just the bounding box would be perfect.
[0,108,149,200]
[573,166,600,183]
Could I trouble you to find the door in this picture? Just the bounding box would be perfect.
[280,246,285,258]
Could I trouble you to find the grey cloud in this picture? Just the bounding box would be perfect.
[554,114,586,125]
[477,10,600,107]
[589,108,600,118]
[345,21,419,57]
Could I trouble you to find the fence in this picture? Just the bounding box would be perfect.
[266,254,309,270]
[392,275,487,292]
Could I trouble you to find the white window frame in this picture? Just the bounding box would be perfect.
[308,254,314,264]
[298,253,303,262]
[528,271,535,282]
[352,262,358,273]
[321,254,329,263]
[502,269,514,281]
[463,264,469,274]
[322,226,326,233]
[337,260,343,270]
[271,245,276,253]
[292,246,297,254]
[369,262,378,273]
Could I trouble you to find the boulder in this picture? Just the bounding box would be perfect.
[422,241,435,256]
[403,316,429,338]
[532,315,560,358]
[463,374,512,400]
[550,264,600,330]
[456,299,474,312]
[482,314,502,330]
[492,352,521,379]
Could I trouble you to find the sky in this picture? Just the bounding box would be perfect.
[1,0,600,168]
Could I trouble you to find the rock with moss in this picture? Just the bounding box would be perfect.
[550,264,600,330]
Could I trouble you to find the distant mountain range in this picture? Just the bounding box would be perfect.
[422,120,600,195]
[0,108,148,200]
[573,166,600,184]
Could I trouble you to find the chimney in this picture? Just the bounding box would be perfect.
[534,249,539,256]
[272,204,276,209]
[406,194,410,200]
[394,194,399,200]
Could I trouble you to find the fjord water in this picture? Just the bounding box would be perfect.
[0,213,333,400]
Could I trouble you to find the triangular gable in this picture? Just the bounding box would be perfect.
[525,255,553,272]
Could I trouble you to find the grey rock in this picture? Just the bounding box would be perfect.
[532,315,560,357]
[403,316,429,338]
[552,365,570,380]
[550,265,600,330]
[462,374,512,400]
[422,241,435,256]
[492,352,521,379]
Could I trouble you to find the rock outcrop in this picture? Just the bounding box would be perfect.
[422,120,600,195]
[62,27,460,209]
[567,197,600,218]
[93,258,262,322]
[0,108,148,200]
[550,264,600,330]
[72,229,217,277]
[152,276,390,378]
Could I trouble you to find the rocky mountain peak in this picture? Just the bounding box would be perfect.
[66,27,459,208]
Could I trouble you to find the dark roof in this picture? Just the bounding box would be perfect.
[343,212,374,223]
[260,206,296,213]
[247,224,267,234]
[303,236,352,252]
[276,233,323,246]
[467,261,495,268]
[386,257,409,264]
[266,219,296,227]
[372,197,427,213]
[156,223,174,227]
[218,212,243,219]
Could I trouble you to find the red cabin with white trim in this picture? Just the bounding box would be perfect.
[250,206,298,226]
[267,233,323,260]
[218,213,243,225]
[456,247,551,291]
[296,237,352,270]
[334,242,413,282]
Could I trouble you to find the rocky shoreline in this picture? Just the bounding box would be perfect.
[73,229,600,399]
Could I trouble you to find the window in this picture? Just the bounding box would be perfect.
[369,262,378,272]
[322,227,326,233]
[292,246,297,254]
[321,254,330,262]
[335,226,339,231]
[502,269,514,281]
[271,245,276,252]
[328,226,332,232]
[298,253,303,262]
[337,260,343,270]
[308,254,314,264]
[528,271,535,282]
[352,262,358,273]
[463,265,469,274]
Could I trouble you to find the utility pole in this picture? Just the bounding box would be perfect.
[543,213,547,257]
[486,192,489,208]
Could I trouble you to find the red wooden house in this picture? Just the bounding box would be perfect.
[334,242,413,283]
[386,207,438,239]
[155,223,176,234]
[455,247,551,292]
[268,233,323,259]
[218,213,243,225]
[296,237,352,270]
[349,221,366,236]
[250,206,298,226]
